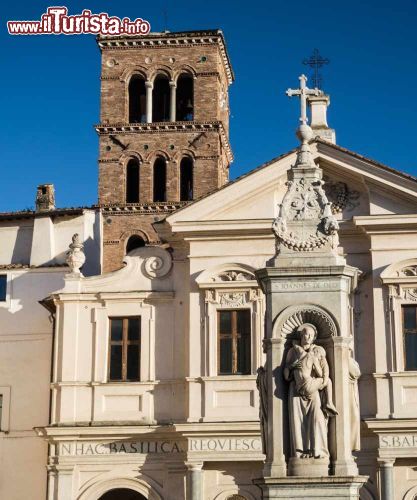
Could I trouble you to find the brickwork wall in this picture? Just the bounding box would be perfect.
[102,212,162,272]
[100,45,226,123]
[98,128,224,204]
[97,32,233,271]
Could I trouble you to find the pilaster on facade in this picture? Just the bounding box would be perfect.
[185,461,204,500]
[377,458,395,500]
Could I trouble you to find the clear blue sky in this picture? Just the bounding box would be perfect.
[1,0,417,211]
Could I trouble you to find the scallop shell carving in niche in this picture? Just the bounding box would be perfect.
[280,306,337,339]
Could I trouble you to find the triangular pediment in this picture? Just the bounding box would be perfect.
[167,140,417,231]
[316,140,417,215]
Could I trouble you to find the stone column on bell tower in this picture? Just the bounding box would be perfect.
[145,80,153,123]
[169,80,176,122]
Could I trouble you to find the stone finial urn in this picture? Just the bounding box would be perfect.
[66,234,86,275]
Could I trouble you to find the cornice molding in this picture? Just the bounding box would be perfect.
[100,202,187,215]
[95,121,233,163]
[37,420,261,438]
[97,32,234,84]
[354,214,417,233]
[364,417,417,432]
[101,71,220,82]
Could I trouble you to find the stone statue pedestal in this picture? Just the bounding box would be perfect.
[288,457,329,477]
[254,476,368,500]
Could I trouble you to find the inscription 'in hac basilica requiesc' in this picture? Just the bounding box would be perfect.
[60,441,184,456]
[59,438,262,456]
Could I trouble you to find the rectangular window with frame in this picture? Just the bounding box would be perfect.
[218,309,251,375]
[402,305,417,371]
[0,275,7,302]
[109,317,141,381]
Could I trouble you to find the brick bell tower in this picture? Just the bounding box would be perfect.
[96,30,234,272]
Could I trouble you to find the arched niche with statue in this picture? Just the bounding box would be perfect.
[258,299,361,479]
[272,304,339,476]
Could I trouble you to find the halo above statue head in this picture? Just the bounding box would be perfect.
[296,322,318,340]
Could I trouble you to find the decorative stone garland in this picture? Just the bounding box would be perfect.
[272,218,330,252]
[275,229,327,252]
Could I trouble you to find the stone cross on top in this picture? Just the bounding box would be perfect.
[286,74,322,126]
[286,75,323,167]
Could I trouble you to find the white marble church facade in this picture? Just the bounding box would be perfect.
[2,32,417,500]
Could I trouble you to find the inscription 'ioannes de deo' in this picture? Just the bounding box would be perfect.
[272,281,339,292]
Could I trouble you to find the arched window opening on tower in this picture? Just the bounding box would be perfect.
[126,159,140,203]
[126,235,146,254]
[128,75,146,123]
[180,157,193,201]
[176,74,194,121]
[153,157,167,202]
[152,75,170,122]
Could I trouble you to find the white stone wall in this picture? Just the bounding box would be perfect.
[0,220,33,265]
[0,210,101,500]
[0,269,65,500]
[0,210,101,275]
